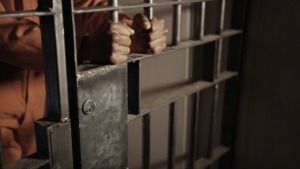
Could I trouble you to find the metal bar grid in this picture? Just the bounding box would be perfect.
[128,71,238,122]
[74,0,216,14]
[127,30,242,63]
[0,0,247,168]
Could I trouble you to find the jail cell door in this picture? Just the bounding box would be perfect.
[0,0,246,169]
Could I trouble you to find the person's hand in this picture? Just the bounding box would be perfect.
[79,22,134,64]
[130,14,168,54]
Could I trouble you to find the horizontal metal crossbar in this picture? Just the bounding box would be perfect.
[74,0,215,14]
[0,10,53,19]
[194,146,230,169]
[127,29,242,63]
[5,154,49,169]
[127,71,238,122]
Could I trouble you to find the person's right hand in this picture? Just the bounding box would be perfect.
[79,22,134,64]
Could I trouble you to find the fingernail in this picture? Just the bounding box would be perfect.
[130,28,135,35]
[144,22,151,29]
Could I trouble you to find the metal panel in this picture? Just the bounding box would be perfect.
[35,119,74,169]
[77,64,128,169]
[5,154,49,169]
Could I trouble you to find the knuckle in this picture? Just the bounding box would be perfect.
[110,23,118,31]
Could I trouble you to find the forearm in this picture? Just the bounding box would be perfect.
[0,19,43,72]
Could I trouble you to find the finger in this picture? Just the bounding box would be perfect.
[149,29,168,41]
[133,14,151,30]
[110,54,128,64]
[149,35,167,49]
[110,23,134,36]
[117,45,131,55]
[112,43,130,54]
[151,17,165,32]
[153,43,167,54]
[113,34,132,47]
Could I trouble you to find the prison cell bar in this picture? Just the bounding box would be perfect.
[109,0,119,22]
[200,2,206,40]
[142,1,153,168]
[168,102,177,169]
[189,91,201,168]
[172,0,182,46]
[0,10,52,19]
[203,0,227,163]
[74,0,215,14]
[0,1,246,168]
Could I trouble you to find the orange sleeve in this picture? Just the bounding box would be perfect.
[0,2,43,72]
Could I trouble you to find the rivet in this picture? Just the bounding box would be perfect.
[82,100,96,115]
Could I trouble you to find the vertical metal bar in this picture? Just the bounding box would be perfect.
[109,0,119,23]
[207,85,219,159]
[216,0,226,78]
[0,130,4,169]
[37,0,75,168]
[200,2,206,40]
[60,1,81,168]
[142,2,153,169]
[206,0,226,160]
[168,102,176,169]
[144,0,154,20]
[172,0,182,45]
[38,0,70,122]
[143,114,151,169]
[189,92,200,168]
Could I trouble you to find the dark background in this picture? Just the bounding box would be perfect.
[234,1,300,169]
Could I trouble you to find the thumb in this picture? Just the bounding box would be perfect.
[133,14,151,30]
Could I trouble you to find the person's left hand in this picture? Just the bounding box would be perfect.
[130,14,168,54]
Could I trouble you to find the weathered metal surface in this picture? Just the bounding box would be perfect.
[35,119,74,169]
[5,154,49,169]
[77,64,128,169]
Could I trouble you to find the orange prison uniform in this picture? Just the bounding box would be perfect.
[0,0,131,164]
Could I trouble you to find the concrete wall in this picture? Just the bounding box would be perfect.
[234,1,300,169]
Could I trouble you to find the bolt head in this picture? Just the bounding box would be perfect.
[82,100,96,115]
